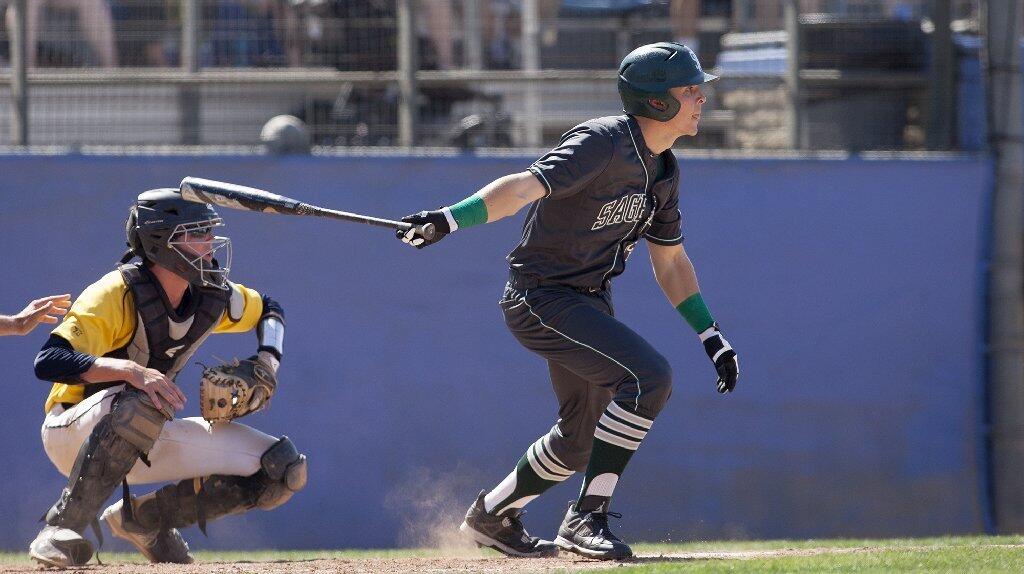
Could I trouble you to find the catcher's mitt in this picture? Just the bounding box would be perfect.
[200,356,277,423]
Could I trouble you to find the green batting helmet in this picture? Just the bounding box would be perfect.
[618,42,718,122]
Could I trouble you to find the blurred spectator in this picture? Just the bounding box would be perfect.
[882,1,919,20]
[110,0,296,68]
[5,0,117,67]
[670,0,700,54]
[476,0,562,68]
[204,0,288,67]
[673,0,730,66]
[399,1,552,71]
[109,0,176,66]
[422,0,455,69]
[479,0,517,68]
[297,0,395,70]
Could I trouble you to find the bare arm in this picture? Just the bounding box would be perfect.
[36,347,186,411]
[478,171,548,222]
[79,357,141,384]
[650,241,740,393]
[82,358,186,412]
[648,242,700,306]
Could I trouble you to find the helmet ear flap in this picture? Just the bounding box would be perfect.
[124,206,142,257]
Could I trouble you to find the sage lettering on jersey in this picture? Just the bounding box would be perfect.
[592,193,646,231]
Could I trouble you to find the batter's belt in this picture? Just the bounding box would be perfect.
[508,270,607,295]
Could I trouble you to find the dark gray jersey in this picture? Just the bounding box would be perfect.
[508,115,683,289]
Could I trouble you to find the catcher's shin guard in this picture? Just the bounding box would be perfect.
[44,389,169,532]
[101,497,193,564]
[33,389,168,566]
[253,436,308,509]
[196,436,307,519]
[117,437,308,534]
[119,479,203,531]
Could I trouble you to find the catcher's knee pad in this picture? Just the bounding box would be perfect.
[46,390,168,532]
[255,436,308,510]
[109,388,172,453]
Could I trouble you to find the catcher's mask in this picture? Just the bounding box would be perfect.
[123,188,233,290]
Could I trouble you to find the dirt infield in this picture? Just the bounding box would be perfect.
[0,545,991,574]
[1,556,606,574]
[4,544,1024,573]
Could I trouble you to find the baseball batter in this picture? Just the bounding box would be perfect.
[398,42,739,560]
[28,189,307,567]
[0,294,70,336]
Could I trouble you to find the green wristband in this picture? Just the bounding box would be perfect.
[447,195,488,230]
[676,292,715,333]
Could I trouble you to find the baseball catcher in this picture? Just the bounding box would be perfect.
[28,189,307,567]
[397,42,738,560]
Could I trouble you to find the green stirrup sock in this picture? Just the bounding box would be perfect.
[485,434,574,515]
[676,292,715,333]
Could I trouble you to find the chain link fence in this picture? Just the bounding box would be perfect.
[0,0,985,150]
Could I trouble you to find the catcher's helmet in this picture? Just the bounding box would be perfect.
[123,188,232,290]
[618,42,718,122]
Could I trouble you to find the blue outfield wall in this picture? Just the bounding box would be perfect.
[0,153,990,550]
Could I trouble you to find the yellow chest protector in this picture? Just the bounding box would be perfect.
[44,263,247,412]
[107,263,238,378]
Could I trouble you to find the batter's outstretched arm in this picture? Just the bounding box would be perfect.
[649,242,739,394]
[397,172,546,248]
[476,171,548,221]
[649,242,700,306]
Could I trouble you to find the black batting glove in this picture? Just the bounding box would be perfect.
[397,210,450,249]
[699,323,739,393]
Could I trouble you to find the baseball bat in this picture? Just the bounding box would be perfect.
[178,177,435,241]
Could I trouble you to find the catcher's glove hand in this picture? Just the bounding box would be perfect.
[200,355,277,423]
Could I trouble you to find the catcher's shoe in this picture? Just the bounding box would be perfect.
[459,490,559,558]
[554,502,633,560]
[28,525,94,567]
[101,499,194,564]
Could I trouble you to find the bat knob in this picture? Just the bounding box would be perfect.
[419,222,436,241]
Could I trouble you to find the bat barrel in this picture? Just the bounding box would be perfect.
[180,177,433,239]
[180,177,303,214]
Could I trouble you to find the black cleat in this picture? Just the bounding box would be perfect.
[459,490,559,558]
[554,502,633,560]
